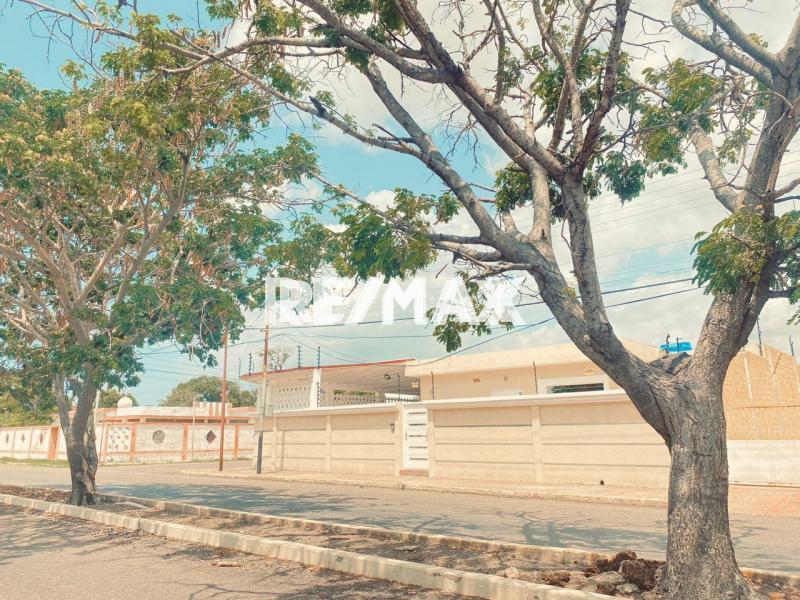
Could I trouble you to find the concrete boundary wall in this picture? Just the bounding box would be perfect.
[256,392,800,486]
[0,425,58,461]
[257,393,673,486]
[0,422,255,464]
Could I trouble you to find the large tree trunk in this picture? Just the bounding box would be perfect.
[650,377,758,600]
[64,419,99,506]
[54,373,100,506]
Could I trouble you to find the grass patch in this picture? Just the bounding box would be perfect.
[0,457,70,467]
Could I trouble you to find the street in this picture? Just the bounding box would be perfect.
[1,462,798,573]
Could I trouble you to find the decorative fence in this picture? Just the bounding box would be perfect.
[0,420,255,464]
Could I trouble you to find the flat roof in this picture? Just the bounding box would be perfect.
[241,358,419,395]
[404,339,662,376]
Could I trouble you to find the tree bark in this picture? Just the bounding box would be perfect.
[646,377,759,600]
[54,373,100,506]
[64,420,99,506]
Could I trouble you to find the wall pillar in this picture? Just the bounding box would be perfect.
[530,405,544,483]
[271,416,278,471]
[393,406,403,475]
[129,423,138,463]
[325,415,332,472]
[100,423,110,463]
[427,408,436,477]
[48,426,59,460]
[181,423,189,461]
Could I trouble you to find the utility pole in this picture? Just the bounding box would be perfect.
[756,319,764,356]
[790,336,796,358]
[256,318,270,474]
[297,345,302,368]
[218,327,228,472]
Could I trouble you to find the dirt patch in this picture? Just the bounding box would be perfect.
[3,485,798,599]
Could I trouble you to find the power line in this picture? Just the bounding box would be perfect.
[255,275,695,331]
[412,285,704,367]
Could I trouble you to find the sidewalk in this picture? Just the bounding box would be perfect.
[182,464,800,518]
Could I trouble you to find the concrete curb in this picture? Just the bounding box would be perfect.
[97,491,614,566]
[180,469,667,509]
[5,488,799,592]
[0,492,616,600]
[99,491,800,589]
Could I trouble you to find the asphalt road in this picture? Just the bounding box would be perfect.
[0,504,458,600]
[2,463,798,573]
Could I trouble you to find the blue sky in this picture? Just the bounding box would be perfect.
[2,1,798,405]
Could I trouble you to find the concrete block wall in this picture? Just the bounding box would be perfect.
[427,395,670,487]
[0,426,57,460]
[724,346,800,440]
[259,407,399,475]
[99,421,253,463]
[0,421,254,464]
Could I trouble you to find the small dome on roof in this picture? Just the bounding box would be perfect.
[117,396,134,408]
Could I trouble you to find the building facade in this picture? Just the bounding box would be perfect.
[248,341,800,487]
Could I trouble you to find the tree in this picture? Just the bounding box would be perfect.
[0,49,310,503]
[268,346,290,371]
[161,375,257,407]
[0,320,56,425]
[15,1,800,597]
[97,389,137,409]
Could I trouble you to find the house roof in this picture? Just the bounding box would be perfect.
[241,358,419,395]
[404,339,662,376]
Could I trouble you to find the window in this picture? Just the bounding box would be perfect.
[548,383,605,394]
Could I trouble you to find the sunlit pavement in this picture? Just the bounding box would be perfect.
[1,462,798,573]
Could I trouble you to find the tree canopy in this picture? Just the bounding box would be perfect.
[98,389,138,409]
[161,375,257,407]
[0,36,312,502]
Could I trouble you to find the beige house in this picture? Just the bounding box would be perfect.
[243,341,800,487]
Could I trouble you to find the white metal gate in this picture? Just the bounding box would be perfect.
[403,406,429,470]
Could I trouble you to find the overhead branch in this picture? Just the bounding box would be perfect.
[671,0,773,88]
[689,124,739,212]
[695,0,781,74]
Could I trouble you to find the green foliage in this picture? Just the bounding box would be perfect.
[328,188,463,281]
[98,389,138,409]
[0,322,56,425]
[694,210,800,319]
[0,57,302,391]
[205,0,240,20]
[595,152,647,203]
[429,276,511,352]
[494,165,567,218]
[637,60,720,168]
[161,376,257,407]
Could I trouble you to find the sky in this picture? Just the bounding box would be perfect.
[1,0,798,405]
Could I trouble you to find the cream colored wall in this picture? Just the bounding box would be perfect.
[257,394,670,487]
[724,346,800,440]
[429,404,538,481]
[419,362,617,401]
[427,396,669,486]
[538,400,669,487]
[261,408,400,475]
